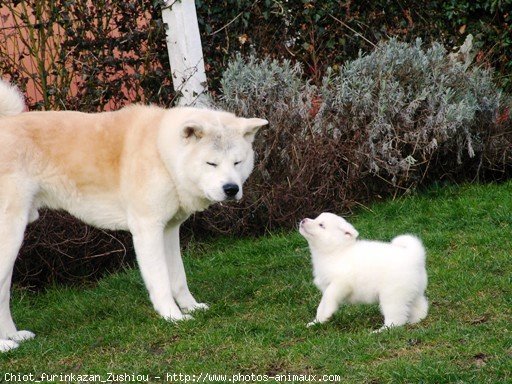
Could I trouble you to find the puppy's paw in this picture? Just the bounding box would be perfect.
[0,339,19,353]
[182,302,209,314]
[9,330,35,342]
[306,320,320,328]
[371,325,391,334]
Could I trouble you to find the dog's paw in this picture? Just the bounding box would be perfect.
[183,303,209,314]
[194,302,210,311]
[371,325,391,334]
[165,313,194,323]
[0,339,19,353]
[9,330,35,342]
[306,320,320,328]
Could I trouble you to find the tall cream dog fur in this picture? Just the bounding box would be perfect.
[0,79,267,352]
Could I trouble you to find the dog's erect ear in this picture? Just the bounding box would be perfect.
[240,118,268,143]
[182,121,204,141]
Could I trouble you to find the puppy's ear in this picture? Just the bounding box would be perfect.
[182,121,204,141]
[240,117,268,143]
[342,224,359,239]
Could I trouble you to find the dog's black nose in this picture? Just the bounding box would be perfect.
[223,183,239,197]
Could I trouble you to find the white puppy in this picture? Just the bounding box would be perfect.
[300,212,428,332]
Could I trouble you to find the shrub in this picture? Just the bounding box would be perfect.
[191,38,511,237]
[16,211,134,289]
[196,0,512,92]
[220,54,312,120]
[0,0,173,111]
[318,38,506,186]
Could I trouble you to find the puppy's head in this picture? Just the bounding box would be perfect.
[299,212,359,252]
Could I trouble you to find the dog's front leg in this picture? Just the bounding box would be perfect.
[307,283,346,327]
[0,188,36,352]
[129,217,190,322]
[164,224,208,313]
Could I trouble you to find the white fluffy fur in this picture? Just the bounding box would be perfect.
[0,80,25,117]
[300,212,428,332]
[0,79,267,352]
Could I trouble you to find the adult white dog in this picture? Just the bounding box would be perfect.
[300,212,428,332]
[0,79,267,352]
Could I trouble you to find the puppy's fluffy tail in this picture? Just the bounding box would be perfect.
[0,79,25,117]
[391,234,425,260]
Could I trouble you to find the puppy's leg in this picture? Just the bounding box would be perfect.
[129,217,190,322]
[307,283,347,327]
[0,193,35,352]
[376,293,411,333]
[164,224,208,313]
[408,295,428,324]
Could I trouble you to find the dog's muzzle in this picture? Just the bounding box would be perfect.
[223,183,240,199]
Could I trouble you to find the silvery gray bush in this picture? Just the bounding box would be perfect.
[318,38,504,184]
[220,39,507,189]
[220,53,313,121]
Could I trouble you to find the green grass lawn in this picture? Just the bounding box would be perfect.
[2,182,511,383]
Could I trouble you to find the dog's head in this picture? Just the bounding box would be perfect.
[161,108,267,203]
[299,212,359,252]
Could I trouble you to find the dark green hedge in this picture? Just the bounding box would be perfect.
[197,0,512,92]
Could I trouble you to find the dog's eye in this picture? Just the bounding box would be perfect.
[234,161,241,166]
[319,223,325,228]
[206,162,218,167]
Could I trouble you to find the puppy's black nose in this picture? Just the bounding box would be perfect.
[223,183,239,197]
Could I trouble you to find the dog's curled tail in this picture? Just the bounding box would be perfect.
[0,79,25,117]
[391,234,425,260]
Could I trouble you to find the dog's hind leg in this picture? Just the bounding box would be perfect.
[164,224,208,313]
[408,295,428,324]
[0,181,35,352]
[375,293,411,333]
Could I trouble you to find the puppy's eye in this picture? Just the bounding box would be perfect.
[234,161,241,166]
[319,223,325,228]
[206,162,218,167]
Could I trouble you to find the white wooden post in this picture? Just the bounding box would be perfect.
[162,0,209,107]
